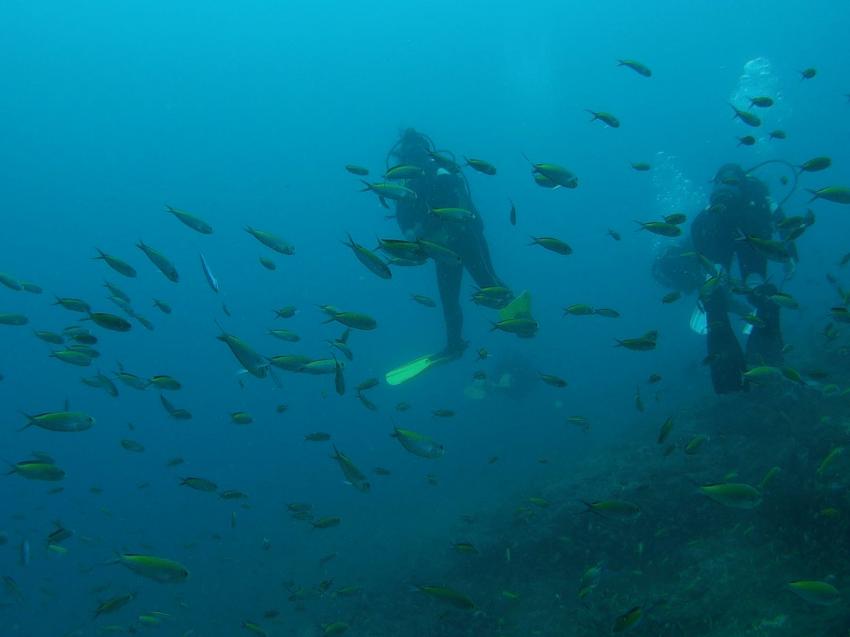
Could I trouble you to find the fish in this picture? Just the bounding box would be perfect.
[594,308,620,318]
[81,371,119,397]
[787,580,839,605]
[615,330,658,351]
[617,59,652,77]
[180,477,218,492]
[343,233,391,279]
[165,205,213,234]
[699,483,762,509]
[384,164,425,180]
[50,349,92,366]
[269,354,312,371]
[464,157,497,175]
[749,96,774,108]
[729,103,761,127]
[736,234,792,262]
[137,240,179,282]
[799,67,817,80]
[94,249,137,278]
[244,226,295,255]
[807,186,850,204]
[635,220,682,237]
[452,542,478,554]
[417,585,475,609]
[115,553,189,583]
[219,489,248,500]
[529,236,572,255]
[259,256,276,270]
[216,323,268,378]
[230,412,253,425]
[663,213,687,225]
[816,446,843,476]
[153,299,171,314]
[311,516,341,529]
[631,162,651,171]
[411,294,436,308]
[491,318,538,337]
[268,328,300,342]
[150,375,181,390]
[391,427,445,459]
[539,373,567,388]
[33,330,64,344]
[657,417,674,444]
[586,110,620,128]
[417,239,462,264]
[431,206,476,223]
[53,297,90,313]
[331,445,370,492]
[798,156,831,173]
[304,432,331,442]
[274,305,297,319]
[199,253,220,293]
[344,164,369,176]
[612,606,643,632]
[661,291,681,304]
[160,394,192,420]
[322,309,377,331]
[769,129,786,140]
[93,593,136,618]
[684,434,707,454]
[114,363,151,389]
[563,303,595,316]
[19,410,95,432]
[0,273,22,291]
[333,356,345,396]
[355,377,379,392]
[524,156,579,189]
[357,391,378,411]
[120,439,145,453]
[582,499,641,521]
[360,180,417,206]
[7,460,65,481]
[87,312,132,332]
[509,198,516,226]
[376,238,426,261]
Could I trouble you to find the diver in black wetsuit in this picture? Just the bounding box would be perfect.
[691,163,784,393]
[387,128,510,359]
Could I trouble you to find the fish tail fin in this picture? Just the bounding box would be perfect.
[359,180,372,192]
[584,109,597,121]
[806,189,818,202]
[17,412,34,432]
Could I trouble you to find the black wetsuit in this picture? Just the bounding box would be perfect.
[691,166,783,393]
[395,166,507,353]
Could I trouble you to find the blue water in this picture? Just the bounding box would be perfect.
[1,2,849,635]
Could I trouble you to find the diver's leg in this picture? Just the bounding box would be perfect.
[738,252,784,366]
[464,228,509,292]
[435,260,465,355]
[745,284,784,366]
[703,287,746,393]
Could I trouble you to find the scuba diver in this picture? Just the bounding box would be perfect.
[381,129,525,386]
[654,162,795,394]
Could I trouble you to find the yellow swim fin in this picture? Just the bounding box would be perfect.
[499,290,533,321]
[386,354,436,386]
